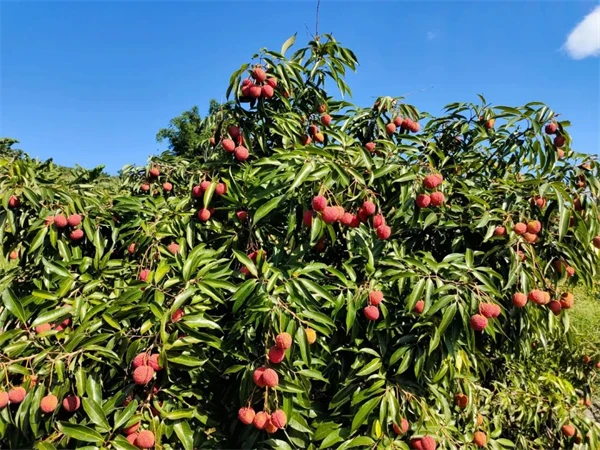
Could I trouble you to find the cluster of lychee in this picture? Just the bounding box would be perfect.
[304,195,391,240]
[35,313,72,334]
[363,290,384,321]
[416,174,445,209]
[139,167,173,195]
[300,104,331,146]
[123,421,155,449]
[512,290,574,315]
[238,406,287,434]
[389,417,440,450]
[45,212,84,242]
[544,121,567,158]
[469,303,501,331]
[220,125,249,162]
[192,178,227,222]
[131,351,163,385]
[511,219,542,244]
[0,387,83,416]
[385,116,421,137]
[239,67,278,101]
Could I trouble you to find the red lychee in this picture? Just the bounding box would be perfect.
[197,208,211,222]
[8,195,20,208]
[516,250,526,262]
[215,182,227,196]
[523,232,538,244]
[234,146,249,161]
[513,222,527,235]
[9,250,18,260]
[314,236,326,252]
[362,201,376,216]
[554,135,566,148]
[69,229,84,241]
[308,124,319,136]
[135,430,155,449]
[421,436,436,450]
[430,191,445,207]
[236,210,248,222]
[222,138,236,153]
[512,293,527,308]
[62,395,81,412]
[423,174,442,189]
[54,215,68,229]
[139,269,150,282]
[253,411,270,429]
[560,292,574,309]
[416,194,431,208]
[493,226,506,237]
[414,300,425,315]
[253,366,267,387]
[473,431,487,447]
[479,303,500,318]
[561,424,576,437]
[162,182,173,192]
[372,214,385,228]
[365,142,376,153]
[141,184,150,192]
[321,114,332,126]
[469,314,488,331]
[376,225,391,240]
[132,366,155,385]
[264,419,278,434]
[0,391,10,408]
[385,123,397,135]
[36,323,52,334]
[266,78,277,88]
[455,393,468,409]
[545,123,557,134]
[532,196,546,208]
[171,308,184,323]
[271,409,287,428]
[124,421,140,435]
[262,368,279,387]
[317,104,327,113]
[358,207,368,221]
[67,214,82,227]
[592,236,600,249]
[548,300,562,315]
[8,387,26,404]
[301,135,312,146]
[314,132,325,143]
[149,168,160,178]
[275,333,292,350]
[393,418,409,434]
[167,242,179,255]
[238,406,256,425]
[312,195,327,212]
[148,354,162,371]
[268,345,285,364]
[228,125,241,139]
[252,67,267,83]
[44,215,55,227]
[322,206,339,224]
[56,317,71,331]
[528,290,549,305]
[364,305,380,321]
[557,149,565,159]
[409,121,421,133]
[303,210,314,227]
[368,290,383,306]
[261,85,274,98]
[132,352,149,368]
[40,394,58,413]
[393,116,404,127]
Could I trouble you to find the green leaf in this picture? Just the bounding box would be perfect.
[82,397,110,431]
[288,161,314,192]
[31,307,72,328]
[59,422,103,443]
[351,396,381,432]
[232,250,257,278]
[253,194,285,226]
[281,33,297,56]
[173,421,194,450]
[2,288,27,323]
[356,358,381,377]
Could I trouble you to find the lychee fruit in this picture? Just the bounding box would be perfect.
[484,118,495,129]
[139,269,150,282]
[312,195,327,212]
[532,196,546,208]
[132,352,149,368]
[268,345,285,364]
[376,225,391,240]
[0,392,9,408]
[301,135,312,146]
[167,242,179,255]
[512,293,527,308]
[409,121,421,133]
[373,214,385,228]
[135,430,155,449]
[67,214,82,227]
[368,290,383,306]
[560,292,574,309]
[393,116,404,127]
[266,78,277,88]
[393,418,409,434]
[513,222,527,235]
[557,149,565,159]
[171,308,184,322]
[253,411,270,429]
[36,323,52,334]
[54,215,68,229]
[469,314,488,331]
[416,194,431,208]
[248,85,262,99]
[253,366,267,387]
[40,394,58,413]
[473,431,487,447]
[317,104,327,113]
[8,195,20,208]
[222,138,236,153]
[148,354,162,371]
[493,226,506,237]
[583,355,591,364]
[385,123,396,135]
[215,183,227,196]
[44,216,55,227]
[236,210,248,222]
[132,366,155,385]
[523,232,538,244]
[364,305,380,321]
[548,300,562,315]
[55,317,71,331]
[261,85,274,98]
[8,387,26,404]
[414,300,425,315]
[268,409,286,428]
[197,208,211,222]
[314,236,326,252]
[561,424,576,437]
[364,142,376,153]
[554,135,566,148]
[455,393,468,409]
[479,303,501,318]
[9,250,18,260]
[264,418,278,434]
[262,368,279,387]
[305,328,317,344]
[162,182,173,192]
[141,184,150,192]
[362,201,376,216]
[420,436,436,450]
[429,192,445,207]
[275,332,292,350]
[234,146,249,161]
[308,124,319,136]
[124,421,140,435]
[252,67,267,83]
[528,290,549,305]
[592,236,600,249]
[149,168,160,178]
[69,229,84,241]
[314,132,325,143]
[321,114,332,126]
[303,210,314,227]
[516,250,526,262]
[322,206,339,224]
[62,395,81,412]
[545,123,557,134]
[238,406,256,425]
[423,174,442,189]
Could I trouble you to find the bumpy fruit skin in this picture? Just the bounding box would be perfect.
[516,250,526,262]
[149,168,160,177]
[261,85,274,98]
[393,418,409,434]
[301,135,312,145]
[167,242,179,255]
[421,436,436,450]
[554,135,566,148]
[248,85,262,99]
[414,300,425,315]
[493,226,506,237]
[268,345,285,364]
[322,206,339,224]
[513,222,527,235]
[523,232,538,244]
[479,303,500,318]
[484,118,495,129]
[171,308,184,322]
[222,138,236,153]
[62,395,81,412]
[252,67,267,82]
[236,211,248,222]
[124,422,141,435]
[36,323,52,334]
[234,146,249,161]
[364,142,376,153]
[385,122,396,135]
[429,191,445,207]
[126,433,138,445]
[148,354,162,371]
[512,293,528,308]
[9,250,18,260]
[262,368,279,387]
[67,214,82,227]
[8,195,20,208]
[560,292,574,309]
[135,430,155,449]
[70,229,84,241]
[128,243,136,254]
[527,220,542,234]
[469,314,488,331]
[376,225,391,240]
[197,208,211,222]
[561,424,576,437]
[545,123,557,134]
[139,269,150,282]
[215,183,227,196]
[56,317,71,331]
[532,196,546,208]
[275,332,292,350]
[393,116,404,127]
[423,174,442,189]
[271,409,287,428]
[308,124,319,136]
[455,393,468,409]
[0,392,9,408]
[238,407,256,425]
[266,77,277,88]
[40,394,58,413]
[312,195,327,212]
[373,214,385,228]
[410,438,423,450]
[548,301,562,315]
[528,290,549,305]
[141,184,150,192]
[253,411,270,429]
[314,132,325,143]
[133,366,155,385]
[369,290,383,306]
[253,367,267,387]
[264,419,278,434]
[303,210,314,227]
[8,387,26,404]
[362,201,376,216]
[132,352,149,368]
[416,194,431,208]
[162,182,173,192]
[54,215,68,229]
[364,305,380,321]
[593,236,600,249]
[473,431,487,447]
[321,114,332,126]
[305,328,317,344]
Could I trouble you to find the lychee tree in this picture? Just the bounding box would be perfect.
[1,34,600,450]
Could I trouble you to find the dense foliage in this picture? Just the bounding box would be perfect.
[1,35,600,450]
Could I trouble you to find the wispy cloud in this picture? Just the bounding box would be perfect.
[563,5,600,59]
[426,31,436,41]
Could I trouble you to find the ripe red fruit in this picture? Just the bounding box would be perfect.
[252,67,267,82]
[148,354,162,371]
[359,208,370,222]
[364,305,380,321]
[301,135,312,145]
[513,222,527,235]
[62,395,81,412]
[171,308,184,323]
[528,290,549,305]
[215,183,227,196]
[560,292,574,309]
[238,407,256,425]
[222,138,236,153]
[262,368,279,387]
[132,352,149,368]
[523,232,538,244]
[369,290,383,306]
[67,214,82,227]
[248,85,262,99]
[376,225,391,240]
[393,418,409,434]
[236,211,248,222]
[54,215,68,229]
[545,123,557,134]
[561,424,576,437]
[493,226,506,237]
[135,430,155,449]
[393,116,404,127]
[414,300,425,315]
[385,122,396,135]
[592,236,600,249]
[264,419,278,434]
[455,393,468,409]
[44,215,55,227]
[8,195,20,208]
[321,114,332,126]
[132,366,155,385]
[69,229,84,241]
[317,104,327,113]
[253,367,267,387]
[253,411,270,429]
[473,431,487,447]
[410,438,423,449]
[167,242,180,255]
[266,77,277,88]
[566,266,575,277]
[373,214,385,228]
[429,191,445,207]
[314,132,325,143]
[124,421,140,435]
[320,206,337,224]
[40,394,58,414]
[56,317,71,331]
[512,293,527,308]
[191,186,202,198]
[362,201,376,216]
[197,208,211,222]
[149,168,160,178]
[8,387,26,404]
[532,196,546,208]
[302,210,314,227]
[409,121,421,133]
[308,124,319,136]
[275,332,292,350]
[312,195,327,212]
[141,184,150,192]
[340,212,353,227]
[526,220,541,234]
[416,194,431,208]
[554,135,566,148]
[261,85,274,98]
[271,409,287,428]
[423,174,442,189]
[364,142,376,153]
[126,433,138,445]
[420,436,436,450]
[36,323,52,334]
[268,345,285,364]
[209,136,216,146]
[557,149,565,159]
[9,250,18,260]
[234,146,249,161]
[516,250,526,262]
[469,314,488,331]
[479,303,500,318]
[548,300,562,315]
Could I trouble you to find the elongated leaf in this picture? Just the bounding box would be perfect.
[59,422,103,443]
[82,398,110,431]
[253,195,285,226]
[351,396,381,432]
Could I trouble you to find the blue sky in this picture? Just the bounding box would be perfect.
[1,1,599,174]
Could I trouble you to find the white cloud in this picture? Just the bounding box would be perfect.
[563,5,600,59]
[426,31,436,41]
